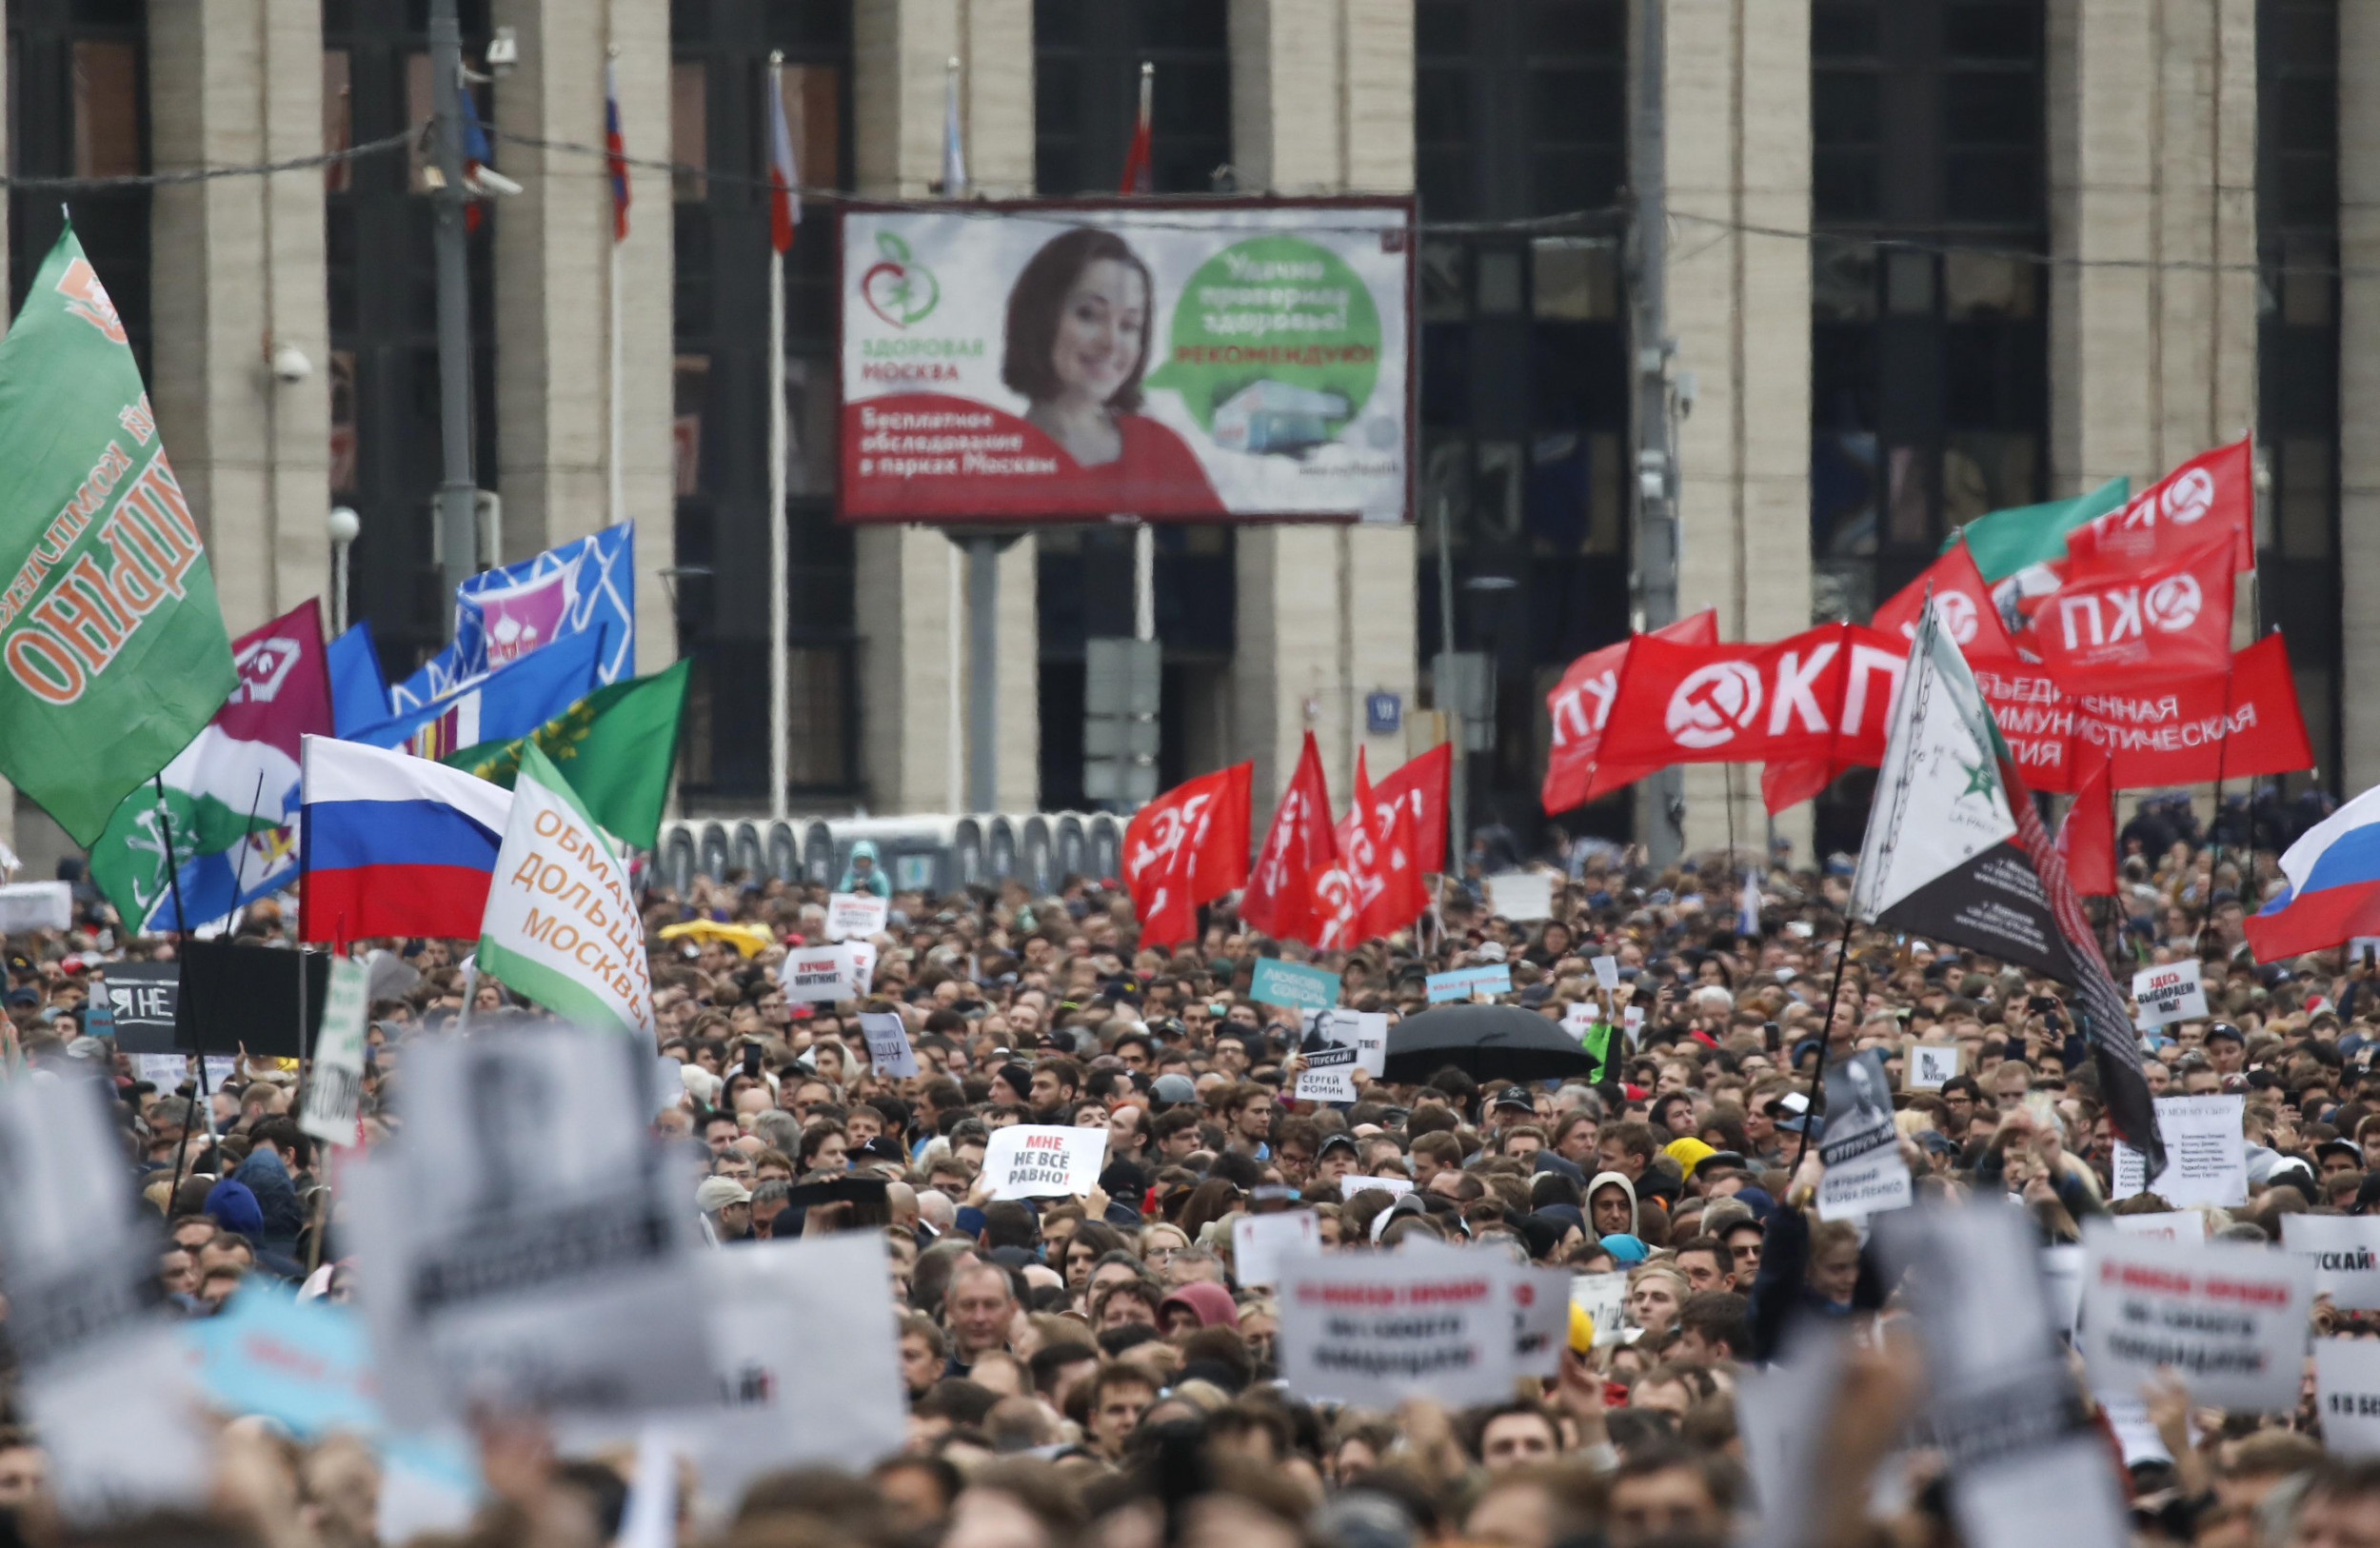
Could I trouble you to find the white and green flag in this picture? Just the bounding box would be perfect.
[477,742,653,1041]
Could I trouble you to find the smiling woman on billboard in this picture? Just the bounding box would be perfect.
[1002,228,1220,510]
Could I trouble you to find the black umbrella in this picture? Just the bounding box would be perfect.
[1383,1002,1603,1084]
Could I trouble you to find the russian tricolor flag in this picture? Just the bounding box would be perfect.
[2246,781,2380,962]
[297,736,513,944]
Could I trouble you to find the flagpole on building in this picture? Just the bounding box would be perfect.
[607,47,627,531]
[429,0,479,624]
[765,51,790,822]
[943,55,967,817]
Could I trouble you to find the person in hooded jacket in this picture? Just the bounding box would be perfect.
[1586,1170,1639,1241]
[838,840,891,899]
[230,1117,309,1260]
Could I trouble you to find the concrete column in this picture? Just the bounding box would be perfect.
[488,0,676,676]
[2048,0,2256,495]
[148,0,333,641]
[1663,0,1814,861]
[2340,9,2380,788]
[851,0,1038,812]
[1227,0,1418,811]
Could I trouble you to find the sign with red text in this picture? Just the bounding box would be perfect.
[1276,1250,1515,1405]
[982,1124,1108,1201]
[2285,1216,2380,1311]
[2080,1223,2312,1410]
[778,943,868,1004]
[824,891,888,942]
[839,202,1414,526]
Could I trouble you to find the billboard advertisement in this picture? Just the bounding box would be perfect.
[838,199,1415,525]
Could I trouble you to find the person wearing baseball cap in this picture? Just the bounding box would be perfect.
[696,1176,753,1242]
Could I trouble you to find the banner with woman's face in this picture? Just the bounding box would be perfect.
[837,200,1414,525]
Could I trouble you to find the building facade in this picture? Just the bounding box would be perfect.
[1,0,2364,870]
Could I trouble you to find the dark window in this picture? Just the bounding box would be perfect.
[322,0,497,683]
[1033,0,1227,196]
[671,0,857,802]
[1418,1,1630,835]
[2257,0,2341,789]
[11,0,149,375]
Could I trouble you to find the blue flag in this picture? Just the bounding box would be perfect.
[348,625,605,757]
[390,525,635,713]
[327,621,391,736]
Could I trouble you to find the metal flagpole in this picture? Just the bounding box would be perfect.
[1134,523,1155,644]
[608,45,626,531]
[947,545,964,811]
[765,52,790,822]
[429,0,478,623]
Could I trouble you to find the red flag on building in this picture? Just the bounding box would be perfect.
[1241,733,1335,942]
[765,57,801,253]
[605,56,631,242]
[1122,763,1250,946]
[1119,62,1153,194]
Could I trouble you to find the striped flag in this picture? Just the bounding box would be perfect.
[1119,62,1152,194]
[942,57,967,196]
[605,56,630,242]
[766,58,800,253]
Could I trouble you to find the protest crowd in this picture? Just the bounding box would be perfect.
[7,790,2380,1548]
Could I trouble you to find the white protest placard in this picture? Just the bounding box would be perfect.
[1735,1329,1849,1548]
[477,748,655,1039]
[1815,1051,1911,1221]
[1904,1042,1961,1092]
[1404,1239,1570,1377]
[856,1010,917,1079]
[0,880,70,932]
[1571,1270,1630,1347]
[132,1053,188,1092]
[846,941,878,996]
[0,1074,209,1518]
[2111,1095,2248,1208]
[2285,1215,2380,1310]
[349,1023,717,1425]
[2132,963,2210,1029]
[2110,1210,2204,1241]
[1294,1008,1389,1102]
[1231,1210,1319,1289]
[2080,1222,2314,1411]
[1590,955,1620,990]
[1562,1002,1596,1041]
[824,891,889,943]
[1622,1004,1645,1042]
[780,943,865,1003]
[982,1124,1107,1201]
[2317,1339,2380,1456]
[1484,871,1553,923]
[1277,1250,1515,1406]
[1339,1174,1413,1202]
[300,955,372,1148]
[2040,1244,2085,1338]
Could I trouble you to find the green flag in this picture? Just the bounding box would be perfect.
[478,742,654,1041]
[440,658,688,847]
[1942,476,2129,583]
[0,228,235,842]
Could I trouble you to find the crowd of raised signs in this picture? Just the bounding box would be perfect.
[10,804,2380,1548]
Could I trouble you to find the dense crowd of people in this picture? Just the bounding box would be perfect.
[6,812,2380,1548]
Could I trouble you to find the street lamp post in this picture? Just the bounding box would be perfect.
[327,506,361,635]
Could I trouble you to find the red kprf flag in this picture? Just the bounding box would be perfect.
[1351,757,1429,939]
[1369,742,1453,873]
[1541,609,1718,813]
[1870,541,2017,659]
[2030,535,2235,690]
[2063,437,2253,579]
[1241,732,1336,943]
[1122,763,1250,946]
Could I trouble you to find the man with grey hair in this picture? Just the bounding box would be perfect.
[915,1187,956,1234]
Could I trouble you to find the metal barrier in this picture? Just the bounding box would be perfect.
[650,812,1126,895]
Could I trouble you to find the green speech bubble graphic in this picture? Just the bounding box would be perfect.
[1144,235,1380,457]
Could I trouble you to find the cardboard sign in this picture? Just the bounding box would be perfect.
[779,943,867,1003]
[2285,1215,2380,1310]
[2080,1223,2313,1411]
[1484,871,1553,922]
[857,1010,917,1079]
[1426,963,1511,1002]
[824,891,889,943]
[0,1074,208,1518]
[1590,955,1621,990]
[348,1024,716,1424]
[1252,957,1340,1014]
[0,880,70,932]
[1905,1042,1961,1091]
[1277,1250,1515,1406]
[2111,1095,2247,1208]
[300,955,371,1149]
[97,960,181,1053]
[1339,1174,1414,1201]
[1816,1051,1911,1221]
[2317,1339,2380,1456]
[1231,1209,1320,1289]
[2132,963,2210,1028]
[1571,1270,1630,1347]
[175,941,331,1058]
[982,1124,1107,1201]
